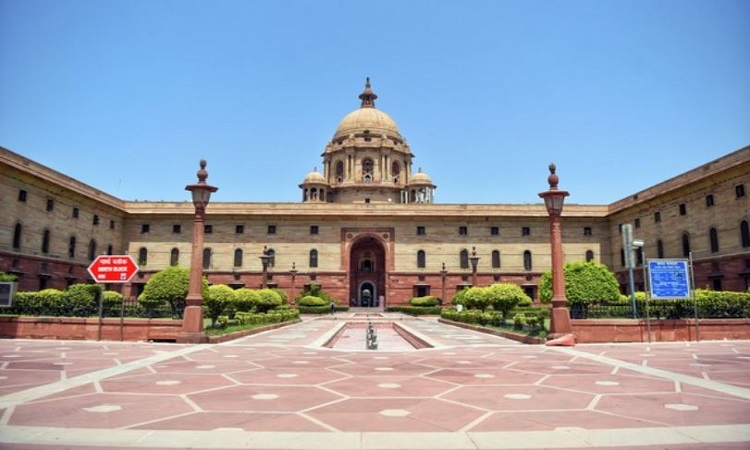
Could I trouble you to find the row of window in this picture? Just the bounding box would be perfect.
[142,223,302,235]
[418,226,594,237]
[138,247,281,269]
[418,249,594,270]
[139,223,597,237]
[135,246,597,271]
[624,185,746,230]
[12,223,112,260]
[18,190,115,229]
[620,221,750,266]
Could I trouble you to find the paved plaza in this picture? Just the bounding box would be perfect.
[1,313,749,449]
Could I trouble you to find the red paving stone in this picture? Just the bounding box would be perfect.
[0,314,749,449]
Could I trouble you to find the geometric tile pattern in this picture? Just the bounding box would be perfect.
[0,314,749,449]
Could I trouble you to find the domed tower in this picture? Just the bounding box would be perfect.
[299,167,327,202]
[406,167,436,204]
[301,78,436,204]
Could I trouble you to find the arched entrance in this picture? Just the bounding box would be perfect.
[349,236,386,307]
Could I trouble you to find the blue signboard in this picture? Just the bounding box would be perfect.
[648,259,691,299]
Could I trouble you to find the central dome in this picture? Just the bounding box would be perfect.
[332,78,402,140]
[335,108,401,137]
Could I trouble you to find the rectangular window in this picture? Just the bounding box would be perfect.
[417,226,426,235]
[618,223,623,234]
[235,225,245,234]
[522,226,531,236]
[705,194,714,207]
[490,226,499,236]
[654,211,661,223]
[204,224,213,234]
[310,225,319,235]
[46,199,54,212]
[634,218,641,229]
[72,207,79,219]
[141,224,150,234]
[737,184,746,198]
[458,226,468,236]
[268,225,276,234]
[93,215,100,225]
[172,224,182,234]
[583,227,592,236]
[109,220,115,230]
[18,189,27,202]
[679,203,687,215]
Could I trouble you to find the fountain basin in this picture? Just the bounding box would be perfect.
[323,322,433,351]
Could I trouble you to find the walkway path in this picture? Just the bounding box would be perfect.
[1,313,749,449]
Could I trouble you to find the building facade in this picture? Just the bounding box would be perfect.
[2,81,749,306]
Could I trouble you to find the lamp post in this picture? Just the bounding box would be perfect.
[440,262,447,303]
[469,247,480,287]
[179,159,218,344]
[260,246,271,289]
[289,262,298,305]
[538,163,572,337]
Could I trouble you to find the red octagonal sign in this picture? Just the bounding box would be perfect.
[87,255,139,283]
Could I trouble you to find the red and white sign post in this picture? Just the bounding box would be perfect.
[87,255,139,283]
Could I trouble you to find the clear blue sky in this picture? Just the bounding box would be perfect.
[1,0,748,205]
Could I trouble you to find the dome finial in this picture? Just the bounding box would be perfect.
[359,77,377,108]
[548,163,559,189]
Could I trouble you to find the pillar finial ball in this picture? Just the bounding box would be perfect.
[197,159,208,183]
[547,163,559,189]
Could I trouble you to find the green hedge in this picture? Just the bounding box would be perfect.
[386,305,442,315]
[9,285,172,319]
[409,296,441,307]
[298,295,327,306]
[441,306,548,332]
[579,290,750,319]
[297,304,348,314]
[8,285,102,317]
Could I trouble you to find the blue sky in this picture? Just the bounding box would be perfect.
[1,0,748,205]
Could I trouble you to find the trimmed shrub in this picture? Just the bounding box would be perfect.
[295,283,333,304]
[539,261,620,306]
[272,288,288,305]
[205,284,236,326]
[409,295,441,307]
[62,284,102,317]
[102,290,124,316]
[234,288,259,312]
[9,289,63,315]
[298,295,327,307]
[0,272,18,282]
[256,288,283,313]
[695,289,750,318]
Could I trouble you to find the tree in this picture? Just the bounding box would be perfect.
[485,283,532,318]
[139,266,208,318]
[539,261,620,305]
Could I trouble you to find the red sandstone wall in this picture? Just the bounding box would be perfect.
[0,317,182,342]
[572,318,750,343]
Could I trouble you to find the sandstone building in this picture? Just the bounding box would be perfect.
[1,80,749,307]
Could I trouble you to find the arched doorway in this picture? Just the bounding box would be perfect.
[349,235,386,307]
